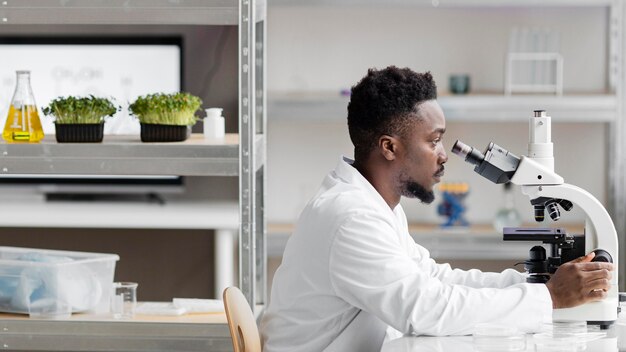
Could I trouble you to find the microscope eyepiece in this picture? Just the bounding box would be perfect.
[452,140,520,184]
[451,140,485,167]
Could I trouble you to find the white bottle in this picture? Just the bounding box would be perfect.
[204,108,225,140]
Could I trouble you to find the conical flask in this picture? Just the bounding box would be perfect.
[3,70,44,143]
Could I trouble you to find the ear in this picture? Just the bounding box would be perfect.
[378,134,399,161]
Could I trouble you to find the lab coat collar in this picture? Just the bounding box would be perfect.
[335,156,400,217]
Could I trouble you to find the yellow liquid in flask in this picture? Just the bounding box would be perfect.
[3,105,44,143]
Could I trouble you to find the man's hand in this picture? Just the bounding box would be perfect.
[545,252,614,309]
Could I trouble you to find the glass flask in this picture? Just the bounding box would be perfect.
[493,182,522,232]
[3,70,44,143]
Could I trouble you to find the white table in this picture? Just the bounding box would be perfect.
[381,323,626,352]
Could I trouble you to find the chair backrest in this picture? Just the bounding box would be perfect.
[223,286,262,352]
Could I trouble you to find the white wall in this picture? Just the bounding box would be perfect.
[267,6,607,93]
[266,4,610,227]
[267,120,606,225]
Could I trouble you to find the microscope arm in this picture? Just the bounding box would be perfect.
[510,156,619,286]
[518,184,619,278]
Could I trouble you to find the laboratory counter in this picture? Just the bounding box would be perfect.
[0,311,232,352]
[381,323,626,352]
[4,311,626,352]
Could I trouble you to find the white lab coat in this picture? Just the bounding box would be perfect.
[260,156,552,352]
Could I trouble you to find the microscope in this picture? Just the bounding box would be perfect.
[452,110,619,327]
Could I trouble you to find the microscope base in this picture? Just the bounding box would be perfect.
[553,293,618,327]
[587,321,614,330]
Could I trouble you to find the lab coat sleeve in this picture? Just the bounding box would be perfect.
[328,212,552,336]
[411,245,528,289]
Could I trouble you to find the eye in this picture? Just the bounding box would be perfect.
[431,137,441,146]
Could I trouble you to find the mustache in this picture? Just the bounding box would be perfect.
[434,166,445,177]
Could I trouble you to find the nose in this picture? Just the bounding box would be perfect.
[438,143,448,164]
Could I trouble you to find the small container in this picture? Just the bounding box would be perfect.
[204,108,225,140]
[493,182,522,232]
[55,123,104,143]
[449,74,471,95]
[140,123,190,142]
[534,321,601,352]
[549,320,587,335]
[0,246,119,318]
[472,323,525,351]
[533,333,580,352]
[111,282,138,319]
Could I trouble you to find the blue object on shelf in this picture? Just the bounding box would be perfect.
[437,182,469,227]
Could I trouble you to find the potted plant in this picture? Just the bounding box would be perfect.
[42,95,119,143]
[129,92,202,142]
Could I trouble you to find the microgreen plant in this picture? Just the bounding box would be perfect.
[42,95,119,124]
[129,92,202,126]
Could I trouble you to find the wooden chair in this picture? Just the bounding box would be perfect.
[223,286,262,352]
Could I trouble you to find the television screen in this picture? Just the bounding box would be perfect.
[0,36,185,195]
[0,36,182,135]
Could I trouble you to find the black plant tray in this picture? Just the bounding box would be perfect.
[55,123,104,143]
[140,123,191,142]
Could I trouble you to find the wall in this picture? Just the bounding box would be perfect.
[267,6,608,93]
[265,5,611,227]
[267,120,607,225]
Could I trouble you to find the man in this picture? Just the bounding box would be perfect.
[260,66,613,352]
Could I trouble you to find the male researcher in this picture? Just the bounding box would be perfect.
[261,66,613,352]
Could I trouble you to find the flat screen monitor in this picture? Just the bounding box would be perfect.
[0,36,185,196]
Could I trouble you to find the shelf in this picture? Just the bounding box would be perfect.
[268,92,618,123]
[0,0,266,25]
[0,133,265,177]
[269,0,612,7]
[0,198,238,229]
[268,223,584,260]
[0,312,231,352]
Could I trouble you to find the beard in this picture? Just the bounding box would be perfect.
[401,180,435,204]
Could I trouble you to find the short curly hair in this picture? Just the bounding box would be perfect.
[347,66,437,161]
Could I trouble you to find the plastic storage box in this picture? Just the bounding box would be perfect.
[0,246,119,318]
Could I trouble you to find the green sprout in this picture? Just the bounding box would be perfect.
[129,92,202,126]
[42,95,119,124]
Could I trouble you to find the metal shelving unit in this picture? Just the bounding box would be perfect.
[0,0,266,25]
[269,0,613,7]
[0,0,266,334]
[0,134,264,176]
[268,93,619,123]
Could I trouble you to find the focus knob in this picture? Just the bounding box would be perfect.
[591,249,613,263]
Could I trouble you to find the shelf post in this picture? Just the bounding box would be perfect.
[239,0,258,307]
[255,9,268,306]
[612,0,626,291]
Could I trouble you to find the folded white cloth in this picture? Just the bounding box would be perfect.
[172,298,224,313]
[136,302,187,316]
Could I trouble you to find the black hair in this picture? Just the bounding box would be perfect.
[347,66,437,161]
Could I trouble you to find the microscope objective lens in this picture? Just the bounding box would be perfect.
[534,205,545,222]
[545,201,561,221]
